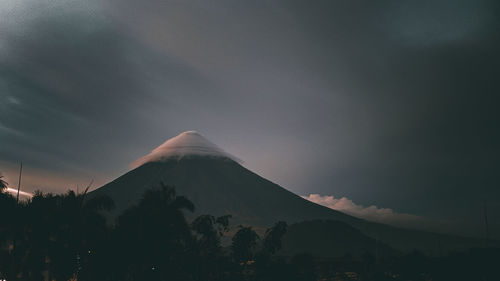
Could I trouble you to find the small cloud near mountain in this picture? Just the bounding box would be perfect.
[302,194,426,229]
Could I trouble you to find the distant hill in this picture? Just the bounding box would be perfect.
[280,220,395,258]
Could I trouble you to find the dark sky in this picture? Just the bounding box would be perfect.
[1,0,499,238]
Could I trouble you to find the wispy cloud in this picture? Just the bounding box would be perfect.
[5,187,33,199]
[302,194,428,229]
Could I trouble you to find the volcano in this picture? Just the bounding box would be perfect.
[90,131,488,256]
[92,131,356,226]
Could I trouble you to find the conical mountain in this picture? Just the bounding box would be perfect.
[90,131,488,255]
[92,131,357,226]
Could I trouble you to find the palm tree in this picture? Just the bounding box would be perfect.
[0,174,8,191]
[0,174,18,280]
[21,189,114,281]
[114,183,195,280]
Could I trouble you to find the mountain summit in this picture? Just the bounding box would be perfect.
[132,131,239,168]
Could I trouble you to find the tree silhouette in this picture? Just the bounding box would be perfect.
[0,174,7,190]
[114,183,195,280]
[192,214,228,254]
[191,214,232,280]
[231,226,260,263]
[0,178,20,280]
[0,188,115,280]
[263,221,287,255]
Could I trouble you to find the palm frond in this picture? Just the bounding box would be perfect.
[0,175,8,190]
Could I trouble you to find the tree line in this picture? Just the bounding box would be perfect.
[0,179,293,281]
[1,175,498,281]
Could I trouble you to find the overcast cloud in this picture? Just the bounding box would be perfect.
[1,0,499,237]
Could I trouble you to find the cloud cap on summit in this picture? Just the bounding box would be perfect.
[132,131,240,168]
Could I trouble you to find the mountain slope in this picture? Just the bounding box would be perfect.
[91,157,357,226]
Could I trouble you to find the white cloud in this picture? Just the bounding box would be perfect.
[302,194,426,228]
[5,187,33,199]
[131,131,240,168]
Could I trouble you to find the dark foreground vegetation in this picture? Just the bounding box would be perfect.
[0,178,498,281]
